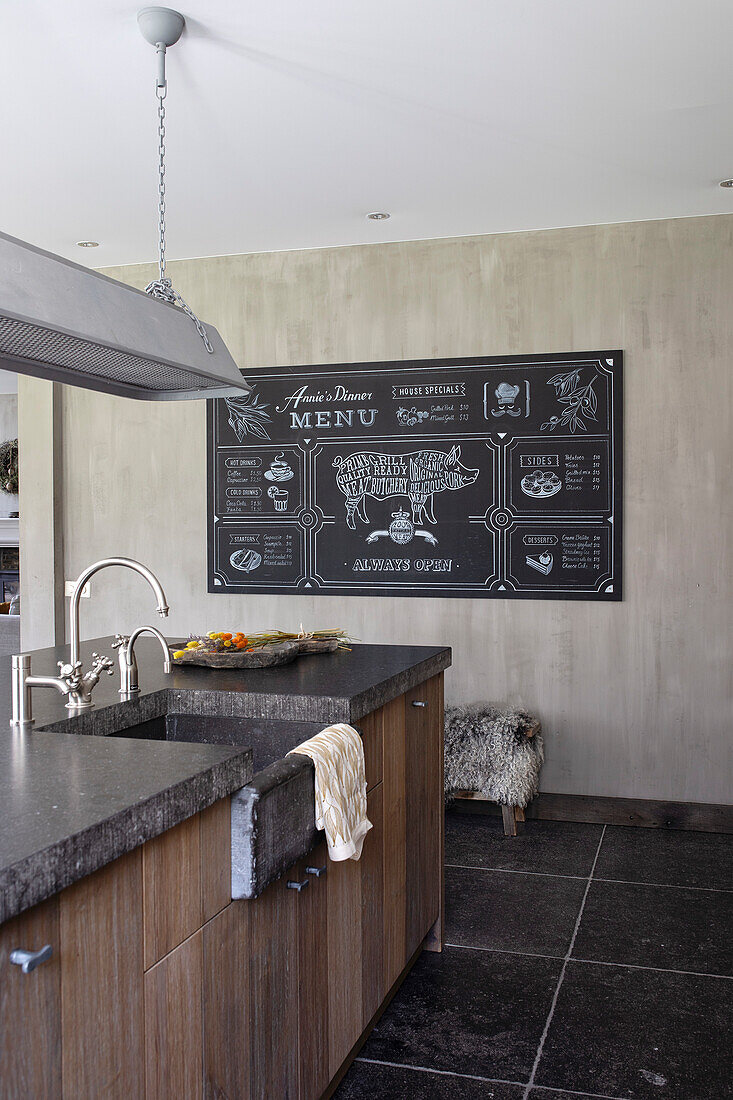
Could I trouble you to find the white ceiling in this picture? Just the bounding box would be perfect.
[2,0,733,268]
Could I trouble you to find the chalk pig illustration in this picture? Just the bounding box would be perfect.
[332,446,479,529]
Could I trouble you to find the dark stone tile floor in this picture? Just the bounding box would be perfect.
[573,879,733,975]
[593,825,733,890]
[445,813,604,877]
[535,961,733,1100]
[335,811,733,1100]
[356,947,561,1081]
[336,1060,524,1098]
[445,865,586,956]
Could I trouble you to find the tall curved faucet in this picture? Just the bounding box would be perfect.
[69,557,169,668]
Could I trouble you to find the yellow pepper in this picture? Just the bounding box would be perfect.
[223,639,232,648]
[172,650,185,659]
[186,640,200,649]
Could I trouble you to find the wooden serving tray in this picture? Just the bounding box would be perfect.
[170,637,339,669]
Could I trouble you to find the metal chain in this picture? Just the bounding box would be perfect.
[145,278,215,353]
[144,56,214,354]
[157,90,167,282]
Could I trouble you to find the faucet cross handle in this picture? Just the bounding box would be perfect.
[64,652,114,711]
[57,660,83,692]
[90,652,115,676]
[112,634,130,650]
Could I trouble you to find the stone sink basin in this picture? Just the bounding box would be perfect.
[109,711,324,899]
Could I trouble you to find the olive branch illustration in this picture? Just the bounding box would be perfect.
[224,391,272,441]
[541,369,598,433]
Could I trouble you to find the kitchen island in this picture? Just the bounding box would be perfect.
[0,639,450,1098]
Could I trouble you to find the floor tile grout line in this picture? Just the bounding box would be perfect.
[527,1085,632,1100]
[445,862,733,893]
[593,876,733,894]
[522,824,607,1100]
[353,1055,629,1100]
[445,863,587,881]
[569,957,733,982]
[354,1056,526,1087]
[444,942,565,961]
[443,942,733,980]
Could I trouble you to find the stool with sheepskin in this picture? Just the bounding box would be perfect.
[444,704,543,835]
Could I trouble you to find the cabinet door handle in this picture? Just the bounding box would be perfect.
[411,700,428,708]
[287,879,309,892]
[9,944,53,973]
[306,865,327,878]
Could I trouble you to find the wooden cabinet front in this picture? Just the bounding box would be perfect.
[60,848,144,1099]
[405,673,444,957]
[296,842,330,1100]
[248,873,300,1099]
[0,896,61,1099]
[202,901,252,1099]
[325,783,386,1079]
[360,782,385,1025]
[381,692,408,990]
[145,930,204,1100]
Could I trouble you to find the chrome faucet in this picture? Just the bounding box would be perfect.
[10,651,115,726]
[10,557,170,728]
[68,558,169,672]
[113,626,172,699]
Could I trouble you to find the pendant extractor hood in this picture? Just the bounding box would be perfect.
[0,8,250,402]
[0,229,250,400]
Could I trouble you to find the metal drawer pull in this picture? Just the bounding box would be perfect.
[306,865,327,878]
[287,879,309,892]
[412,700,428,708]
[10,945,53,973]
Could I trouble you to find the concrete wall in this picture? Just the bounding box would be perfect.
[19,380,65,649]
[19,214,733,803]
[0,395,19,517]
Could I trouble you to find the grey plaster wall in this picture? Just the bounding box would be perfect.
[0,395,19,516]
[18,380,65,648]
[18,214,733,803]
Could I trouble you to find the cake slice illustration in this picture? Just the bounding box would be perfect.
[526,552,554,575]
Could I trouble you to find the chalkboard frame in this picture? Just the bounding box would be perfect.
[207,350,623,601]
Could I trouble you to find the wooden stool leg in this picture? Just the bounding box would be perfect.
[515,806,525,823]
[501,804,517,836]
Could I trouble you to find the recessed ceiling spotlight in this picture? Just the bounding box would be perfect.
[366,211,390,220]
[76,240,99,248]
[719,179,733,188]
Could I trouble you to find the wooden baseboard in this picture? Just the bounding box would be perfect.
[451,791,733,833]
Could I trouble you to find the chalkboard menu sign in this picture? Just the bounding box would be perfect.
[207,351,622,600]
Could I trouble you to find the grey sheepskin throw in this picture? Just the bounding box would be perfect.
[444,703,544,807]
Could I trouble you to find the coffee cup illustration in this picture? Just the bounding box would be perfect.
[264,452,294,482]
[268,485,289,511]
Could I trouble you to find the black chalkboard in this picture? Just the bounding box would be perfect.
[207,351,622,600]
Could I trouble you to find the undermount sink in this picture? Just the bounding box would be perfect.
[109,710,325,899]
[109,712,322,775]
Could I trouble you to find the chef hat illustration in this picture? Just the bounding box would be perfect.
[495,382,520,405]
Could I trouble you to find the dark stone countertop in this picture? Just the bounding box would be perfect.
[0,638,451,924]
